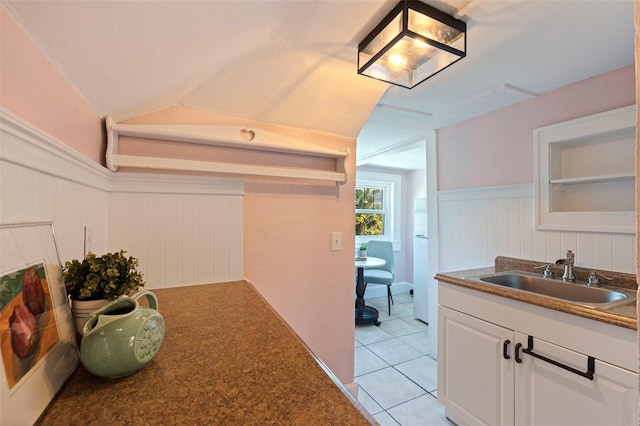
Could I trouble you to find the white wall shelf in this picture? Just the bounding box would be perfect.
[549,172,635,185]
[534,105,636,233]
[105,117,349,183]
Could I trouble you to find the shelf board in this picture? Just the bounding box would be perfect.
[550,172,635,185]
[109,122,348,159]
[111,154,346,183]
[105,117,348,183]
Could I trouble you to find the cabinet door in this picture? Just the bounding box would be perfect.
[515,332,638,426]
[438,306,514,426]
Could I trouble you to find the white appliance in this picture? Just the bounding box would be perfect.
[413,197,429,322]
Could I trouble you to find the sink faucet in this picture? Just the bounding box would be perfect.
[555,250,575,282]
[533,263,555,279]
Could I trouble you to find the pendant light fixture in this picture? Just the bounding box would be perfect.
[358,0,466,89]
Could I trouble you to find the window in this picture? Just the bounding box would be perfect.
[355,186,387,236]
[355,171,401,245]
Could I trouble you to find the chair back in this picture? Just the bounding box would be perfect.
[366,240,394,275]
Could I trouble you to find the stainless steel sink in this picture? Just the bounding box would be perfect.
[467,271,636,310]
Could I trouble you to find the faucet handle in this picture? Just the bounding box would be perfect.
[587,271,612,287]
[564,250,575,263]
[534,264,555,278]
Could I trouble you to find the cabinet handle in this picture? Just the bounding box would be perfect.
[521,335,595,381]
[502,340,511,359]
[515,343,522,363]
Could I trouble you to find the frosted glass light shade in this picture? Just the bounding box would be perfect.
[358,0,466,89]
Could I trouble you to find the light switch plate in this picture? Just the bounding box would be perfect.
[331,232,342,251]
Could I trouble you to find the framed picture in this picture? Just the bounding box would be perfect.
[0,222,79,425]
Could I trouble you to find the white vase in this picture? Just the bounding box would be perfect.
[70,298,109,338]
[359,249,367,259]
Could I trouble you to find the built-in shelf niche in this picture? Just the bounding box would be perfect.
[105,117,349,183]
[535,105,636,233]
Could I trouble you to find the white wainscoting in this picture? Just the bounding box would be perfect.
[438,184,637,274]
[107,174,244,289]
[1,109,244,288]
[0,109,110,262]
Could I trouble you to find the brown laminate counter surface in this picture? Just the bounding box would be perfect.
[37,281,374,425]
[435,257,637,330]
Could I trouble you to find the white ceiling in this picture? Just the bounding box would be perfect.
[359,0,635,169]
[3,1,635,171]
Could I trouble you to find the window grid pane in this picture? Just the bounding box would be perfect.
[355,187,385,210]
[355,213,385,235]
[355,186,387,236]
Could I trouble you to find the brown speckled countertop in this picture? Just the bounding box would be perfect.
[435,257,637,330]
[37,280,375,425]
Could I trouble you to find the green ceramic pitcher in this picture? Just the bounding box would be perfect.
[80,290,165,378]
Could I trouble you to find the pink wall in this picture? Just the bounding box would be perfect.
[1,11,358,383]
[437,65,636,191]
[0,8,104,164]
[125,106,358,384]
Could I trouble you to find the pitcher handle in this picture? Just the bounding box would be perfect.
[131,290,158,310]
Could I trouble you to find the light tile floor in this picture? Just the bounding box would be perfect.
[354,293,453,426]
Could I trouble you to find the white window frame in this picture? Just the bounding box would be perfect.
[355,171,401,247]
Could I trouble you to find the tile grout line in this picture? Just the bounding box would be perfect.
[391,363,436,394]
[355,298,445,425]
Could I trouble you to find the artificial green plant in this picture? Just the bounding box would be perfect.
[63,250,145,301]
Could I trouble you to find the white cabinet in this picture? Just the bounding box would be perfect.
[439,306,514,425]
[515,332,637,426]
[534,105,636,233]
[438,283,638,426]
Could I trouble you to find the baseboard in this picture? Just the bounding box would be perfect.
[363,282,413,299]
[344,382,358,399]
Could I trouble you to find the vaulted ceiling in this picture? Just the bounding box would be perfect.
[2,1,634,170]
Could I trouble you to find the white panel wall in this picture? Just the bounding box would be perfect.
[106,174,244,289]
[0,110,110,263]
[106,184,243,289]
[438,184,637,274]
[1,110,244,289]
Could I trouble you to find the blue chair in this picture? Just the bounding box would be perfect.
[363,240,395,315]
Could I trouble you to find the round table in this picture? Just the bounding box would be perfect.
[355,256,386,326]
